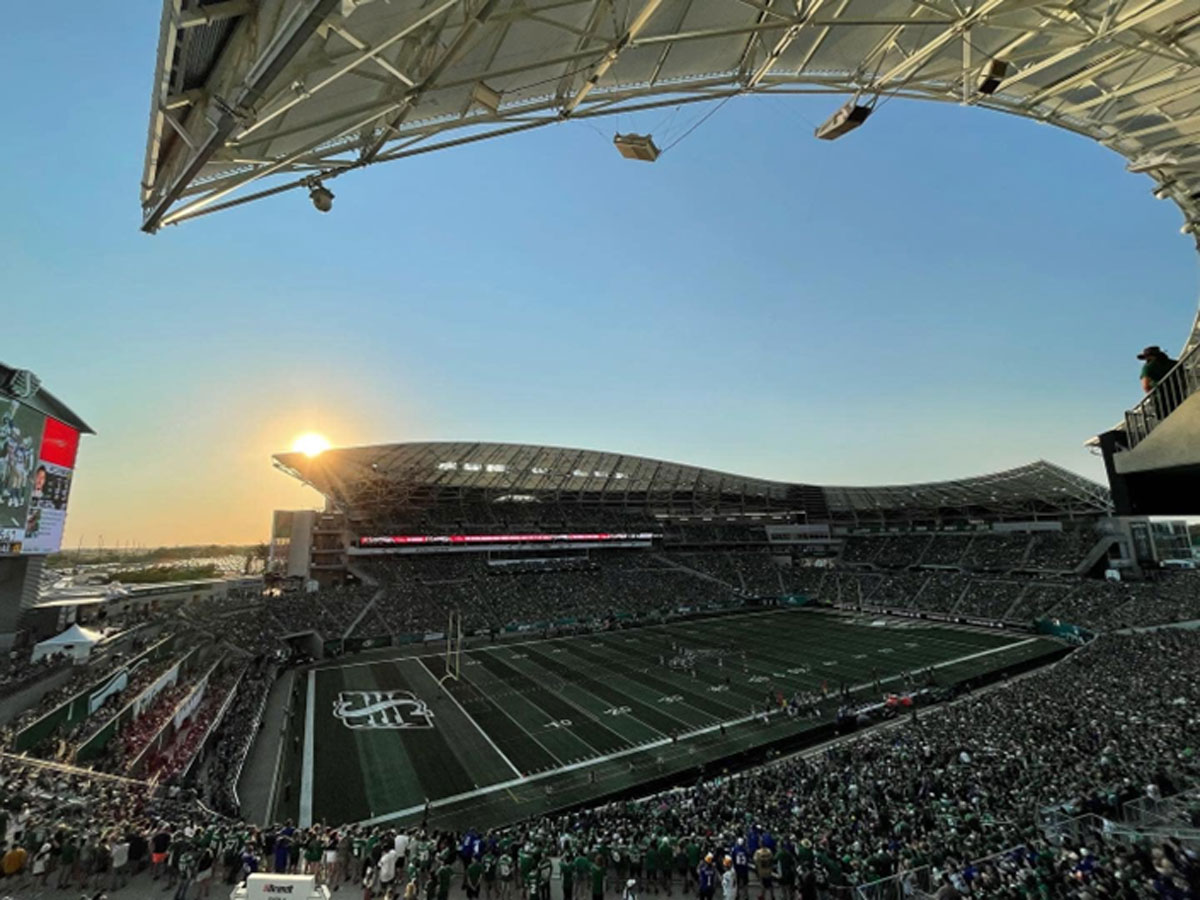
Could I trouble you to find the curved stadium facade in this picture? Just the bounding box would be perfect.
[274,441,1113,534]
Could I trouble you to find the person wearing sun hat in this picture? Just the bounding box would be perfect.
[1137,345,1176,393]
[1137,344,1180,420]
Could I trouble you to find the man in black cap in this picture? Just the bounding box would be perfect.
[1138,345,1178,421]
[1138,345,1176,394]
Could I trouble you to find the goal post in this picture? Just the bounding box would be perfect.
[440,609,463,684]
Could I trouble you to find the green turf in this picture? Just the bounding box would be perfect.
[298,608,1063,829]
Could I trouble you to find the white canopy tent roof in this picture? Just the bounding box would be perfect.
[30,624,103,664]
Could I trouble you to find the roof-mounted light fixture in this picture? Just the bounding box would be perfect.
[613,133,660,161]
[1128,152,1179,174]
[815,100,872,140]
[1153,180,1177,200]
[307,180,334,213]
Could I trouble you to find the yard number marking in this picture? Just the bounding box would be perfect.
[658,695,683,704]
[603,706,632,717]
[545,719,573,729]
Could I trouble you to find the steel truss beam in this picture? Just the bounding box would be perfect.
[140,0,1200,291]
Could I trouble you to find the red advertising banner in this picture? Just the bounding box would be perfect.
[359,532,658,547]
[38,417,80,469]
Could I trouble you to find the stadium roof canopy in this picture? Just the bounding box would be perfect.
[143,0,1200,246]
[273,441,1113,526]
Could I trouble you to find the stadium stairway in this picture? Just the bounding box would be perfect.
[654,553,735,590]
[1073,534,1122,576]
[1042,585,1080,620]
[1014,534,1036,569]
[1002,584,1034,622]
[344,561,384,639]
[906,574,935,609]
[946,581,974,617]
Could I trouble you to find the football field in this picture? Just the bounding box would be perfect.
[285,609,1062,829]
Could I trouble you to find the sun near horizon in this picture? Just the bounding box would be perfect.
[291,432,331,457]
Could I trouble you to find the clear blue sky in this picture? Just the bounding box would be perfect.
[2,3,1197,546]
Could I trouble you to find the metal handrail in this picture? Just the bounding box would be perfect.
[1123,342,1200,448]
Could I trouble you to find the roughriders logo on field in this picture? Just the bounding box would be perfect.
[332,690,435,730]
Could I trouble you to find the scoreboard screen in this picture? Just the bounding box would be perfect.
[0,401,80,555]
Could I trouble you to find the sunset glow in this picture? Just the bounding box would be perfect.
[291,432,331,457]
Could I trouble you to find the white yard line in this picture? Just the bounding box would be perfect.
[496,647,672,742]
[417,657,524,779]
[456,663,571,768]
[354,635,1044,828]
[298,669,316,827]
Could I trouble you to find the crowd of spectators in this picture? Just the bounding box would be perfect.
[201,606,287,657]
[58,653,192,762]
[143,662,246,786]
[1003,582,1075,625]
[670,552,785,597]
[2,629,1197,899]
[200,659,277,816]
[841,528,1100,574]
[904,572,965,614]
[918,535,976,567]
[427,628,1197,898]
[2,651,190,762]
[139,525,1186,660]
[0,654,70,700]
[0,628,171,745]
[356,554,738,641]
[867,571,928,609]
[952,578,1022,620]
[89,659,225,776]
[960,533,1032,572]
[1026,529,1102,571]
[818,567,1200,632]
[0,754,220,893]
[872,534,935,569]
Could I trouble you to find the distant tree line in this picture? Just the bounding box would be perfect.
[47,544,266,568]
[104,563,223,584]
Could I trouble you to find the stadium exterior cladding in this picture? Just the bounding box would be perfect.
[272,442,1112,532]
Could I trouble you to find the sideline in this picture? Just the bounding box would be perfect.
[298,670,315,827]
